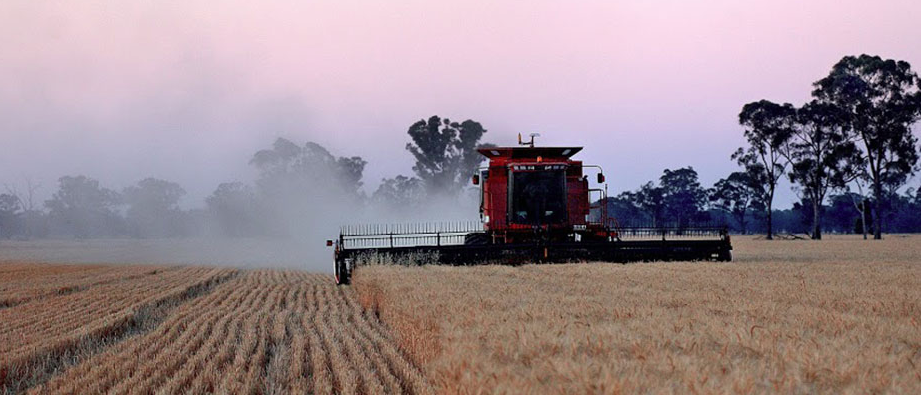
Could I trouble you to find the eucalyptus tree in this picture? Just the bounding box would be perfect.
[405,116,489,197]
[813,55,921,239]
[786,101,861,239]
[735,100,797,239]
[709,171,763,235]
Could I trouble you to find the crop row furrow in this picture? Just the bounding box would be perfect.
[9,269,432,395]
[326,286,389,394]
[217,288,279,393]
[38,284,248,394]
[0,267,205,341]
[4,268,235,394]
[314,283,360,394]
[4,268,177,345]
[1,266,171,309]
[131,285,270,394]
[284,286,311,393]
[304,286,333,393]
[337,286,432,395]
[154,294,246,394]
[181,286,268,394]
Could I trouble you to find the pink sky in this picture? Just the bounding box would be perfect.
[1,0,919,207]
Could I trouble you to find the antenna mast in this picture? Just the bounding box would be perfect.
[518,133,541,147]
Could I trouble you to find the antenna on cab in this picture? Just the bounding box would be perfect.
[518,133,540,147]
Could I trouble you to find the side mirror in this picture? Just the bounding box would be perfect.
[472,174,480,185]
[326,240,334,247]
[597,173,605,183]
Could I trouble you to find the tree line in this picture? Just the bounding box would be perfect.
[604,165,921,236]
[732,54,920,239]
[0,116,489,239]
[609,54,921,239]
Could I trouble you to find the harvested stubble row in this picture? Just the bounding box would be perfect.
[0,266,235,392]
[0,263,169,308]
[0,262,105,278]
[30,270,431,395]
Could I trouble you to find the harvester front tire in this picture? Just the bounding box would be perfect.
[335,260,351,285]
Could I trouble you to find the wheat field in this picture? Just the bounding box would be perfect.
[2,236,919,394]
[354,236,921,394]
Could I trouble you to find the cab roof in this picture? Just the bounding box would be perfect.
[477,146,583,159]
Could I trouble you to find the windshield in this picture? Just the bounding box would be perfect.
[510,169,566,225]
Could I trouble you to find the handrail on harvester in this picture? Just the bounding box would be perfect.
[337,220,728,250]
[338,221,485,250]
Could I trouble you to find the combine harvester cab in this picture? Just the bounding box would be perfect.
[330,137,732,285]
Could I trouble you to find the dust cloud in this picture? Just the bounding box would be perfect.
[0,142,483,272]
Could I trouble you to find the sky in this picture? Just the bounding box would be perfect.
[2,0,920,209]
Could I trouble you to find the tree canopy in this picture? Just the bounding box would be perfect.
[405,116,489,197]
[605,168,708,227]
[785,101,862,239]
[660,167,708,227]
[736,100,797,239]
[0,193,21,239]
[45,176,122,238]
[206,182,261,237]
[709,171,763,234]
[123,178,187,238]
[250,138,367,200]
[634,182,665,226]
[812,54,921,239]
[371,175,426,213]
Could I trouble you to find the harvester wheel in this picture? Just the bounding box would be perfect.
[335,259,351,285]
[717,250,732,262]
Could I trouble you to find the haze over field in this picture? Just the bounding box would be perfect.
[2,0,920,208]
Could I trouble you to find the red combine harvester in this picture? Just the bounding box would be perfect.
[330,136,732,284]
